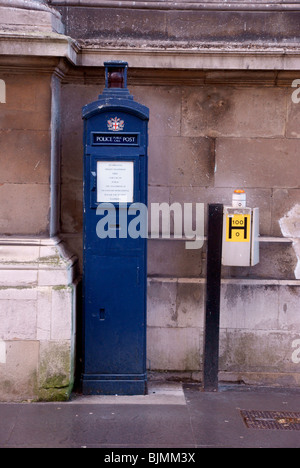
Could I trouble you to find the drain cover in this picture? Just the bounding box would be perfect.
[241,410,300,431]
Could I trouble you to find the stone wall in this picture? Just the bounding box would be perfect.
[0,1,78,400]
[0,237,78,401]
[53,0,300,45]
[0,72,52,235]
[0,0,300,400]
[60,72,300,274]
[59,68,300,385]
[147,279,300,386]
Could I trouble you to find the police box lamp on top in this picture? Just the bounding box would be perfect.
[105,61,128,88]
[101,61,133,100]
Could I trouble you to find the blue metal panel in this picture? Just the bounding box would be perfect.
[81,62,149,395]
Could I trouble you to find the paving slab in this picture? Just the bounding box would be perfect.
[0,383,300,448]
[184,384,300,448]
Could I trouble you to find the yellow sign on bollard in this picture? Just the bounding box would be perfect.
[226,214,251,242]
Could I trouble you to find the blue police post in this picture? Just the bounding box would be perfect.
[81,61,149,395]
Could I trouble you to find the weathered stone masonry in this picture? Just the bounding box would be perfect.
[0,0,300,400]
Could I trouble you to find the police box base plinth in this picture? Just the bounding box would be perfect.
[81,374,147,396]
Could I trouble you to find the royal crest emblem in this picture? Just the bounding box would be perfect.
[107,116,125,132]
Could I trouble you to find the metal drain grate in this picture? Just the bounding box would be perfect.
[240,410,300,431]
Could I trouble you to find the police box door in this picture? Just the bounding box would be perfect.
[81,61,149,395]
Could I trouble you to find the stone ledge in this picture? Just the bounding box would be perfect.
[56,4,300,48]
[148,277,300,286]
[0,237,78,287]
[219,371,300,387]
[49,0,300,11]
[0,30,78,64]
[1,29,300,71]
[148,370,300,388]
[0,1,57,13]
[2,26,300,71]
[78,44,300,71]
[0,3,64,34]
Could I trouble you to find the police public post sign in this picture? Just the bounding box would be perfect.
[92,132,139,146]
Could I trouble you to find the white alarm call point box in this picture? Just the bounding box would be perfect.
[222,190,260,267]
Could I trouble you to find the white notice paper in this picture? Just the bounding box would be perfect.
[97,161,134,203]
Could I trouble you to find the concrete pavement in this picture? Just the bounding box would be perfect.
[1,383,300,448]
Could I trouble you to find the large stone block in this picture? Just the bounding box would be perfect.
[176,280,204,328]
[0,184,50,235]
[147,327,201,371]
[221,284,280,331]
[147,279,177,328]
[0,294,37,341]
[0,74,52,131]
[0,340,39,401]
[133,86,181,137]
[148,135,214,187]
[148,185,170,204]
[215,138,300,188]
[51,287,73,341]
[182,87,286,138]
[147,279,204,329]
[60,6,167,40]
[166,10,300,43]
[0,130,50,184]
[148,239,202,277]
[219,329,300,375]
[279,285,300,331]
[38,340,73,401]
